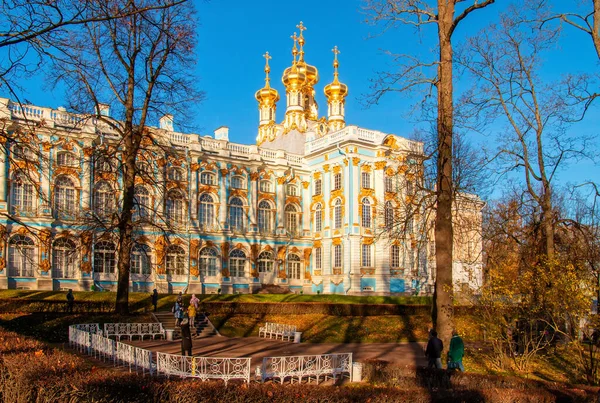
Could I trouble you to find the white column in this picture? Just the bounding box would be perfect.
[219,167,227,226]
[190,167,198,220]
[81,150,91,211]
[301,179,310,234]
[276,177,285,232]
[249,175,257,229]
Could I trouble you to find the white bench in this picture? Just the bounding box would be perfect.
[104,323,165,340]
[259,353,352,384]
[258,322,296,341]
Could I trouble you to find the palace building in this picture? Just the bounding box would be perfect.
[0,23,483,294]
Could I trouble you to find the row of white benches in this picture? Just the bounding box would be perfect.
[103,323,166,340]
[258,322,297,341]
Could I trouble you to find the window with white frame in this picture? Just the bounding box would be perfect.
[229,197,244,231]
[168,167,184,181]
[361,172,371,189]
[286,184,298,196]
[362,243,372,267]
[285,204,299,235]
[94,241,116,273]
[314,179,322,195]
[315,247,322,270]
[391,244,400,268]
[57,151,77,167]
[333,199,342,229]
[52,238,78,278]
[11,173,34,212]
[333,244,342,268]
[384,201,394,229]
[385,176,394,193]
[94,181,114,218]
[361,198,372,228]
[314,203,322,232]
[333,173,342,190]
[229,249,246,277]
[133,186,150,221]
[54,176,76,216]
[200,171,216,185]
[8,235,36,277]
[199,247,218,276]
[287,254,301,279]
[198,193,215,229]
[257,251,274,272]
[165,245,186,275]
[12,145,35,161]
[258,200,274,234]
[231,176,245,189]
[130,244,151,275]
[166,190,186,224]
[259,180,272,193]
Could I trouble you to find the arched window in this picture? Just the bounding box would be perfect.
[314,179,322,196]
[257,251,274,272]
[166,245,186,275]
[229,249,246,277]
[333,173,342,190]
[287,254,301,279]
[361,198,372,228]
[94,241,116,273]
[258,200,274,234]
[333,199,342,230]
[11,173,35,213]
[285,204,299,236]
[94,181,114,218]
[229,197,244,231]
[286,184,298,196]
[259,180,272,193]
[52,238,77,278]
[198,193,215,229]
[54,176,76,216]
[166,190,186,225]
[8,235,35,277]
[200,171,216,185]
[133,186,150,221]
[168,167,184,181]
[314,203,322,232]
[362,243,372,267]
[391,245,400,269]
[315,247,322,270]
[199,247,218,276]
[131,244,151,275]
[333,244,343,268]
[385,201,394,229]
[231,176,245,189]
[57,151,76,167]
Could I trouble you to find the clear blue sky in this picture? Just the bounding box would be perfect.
[3,0,599,192]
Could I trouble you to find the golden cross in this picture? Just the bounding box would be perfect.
[296,21,306,35]
[263,51,272,64]
[332,45,340,59]
[291,32,298,45]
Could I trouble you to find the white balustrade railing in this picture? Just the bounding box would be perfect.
[75,323,102,334]
[201,137,223,150]
[170,132,190,144]
[227,143,251,154]
[285,154,303,164]
[259,149,278,159]
[156,352,251,385]
[260,353,352,384]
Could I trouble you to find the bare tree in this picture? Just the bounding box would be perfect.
[49,0,202,313]
[364,0,496,346]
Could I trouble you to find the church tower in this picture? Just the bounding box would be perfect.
[324,46,348,132]
[255,52,280,145]
[281,32,309,133]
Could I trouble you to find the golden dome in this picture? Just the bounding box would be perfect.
[281,32,307,89]
[324,46,348,99]
[255,52,280,104]
[295,22,319,86]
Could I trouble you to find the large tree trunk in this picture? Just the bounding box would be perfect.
[433,0,456,348]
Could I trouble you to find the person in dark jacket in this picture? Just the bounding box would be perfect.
[66,289,74,313]
[151,289,159,312]
[447,330,465,371]
[180,316,193,356]
[425,329,443,369]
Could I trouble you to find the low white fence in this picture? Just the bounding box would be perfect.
[260,353,353,384]
[104,323,165,340]
[156,352,251,384]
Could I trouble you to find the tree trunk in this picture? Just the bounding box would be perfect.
[433,0,456,349]
[541,187,554,259]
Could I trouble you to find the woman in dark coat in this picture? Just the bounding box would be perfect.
[180,317,193,356]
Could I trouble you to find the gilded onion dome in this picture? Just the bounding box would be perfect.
[324,46,348,99]
[293,21,319,86]
[255,52,280,105]
[282,32,307,89]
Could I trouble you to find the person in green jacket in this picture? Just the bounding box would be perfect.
[447,330,465,371]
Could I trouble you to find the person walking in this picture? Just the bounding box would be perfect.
[447,330,465,372]
[173,301,183,327]
[190,294,199,309]
[66,289,74,313]
[151,289,159,312]
[176,292,183,304]
[180,316,193,356]
[425,329,443,369]
[187,303,196,328]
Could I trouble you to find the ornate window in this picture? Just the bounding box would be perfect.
[200,171,216,185]
[54,176,76,216]
[165,245,186,275]
[57,151,77,167]
[8,235,35,277]
[52,238,78,278]
[259,180,272,193]
[198,193,215,229]
[130,244,151,275]
[385,176,394,193]
[333,173,342,190]
[362,243,372,267]
[229,197,244,231]
[286,184,298,196]
[94,181,114,218]
[391,244,400,269]
[361,172,372,189]
[11,173,35,213]
[257,251,274,272]
[12,145,35,161]
[315,247,322,270]
[95,156,114,172]
[333,244,342,268]
[166,189,186,225]
[168,167,184,181]
[94,241,116,273]
[229,249,246,277]
[287,254,301,279]
[231,176,245,189]
[384,201,394,229]
[406,206,414,233]
[199,247,219,276]
[258,200,274,234]
[314,179,322,196]
[133,186,150,221]
[406,180,414,196]
[314,203,322,232]
[361,198,372,228]
[285,204,299,236]
[333,199,342,230]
